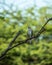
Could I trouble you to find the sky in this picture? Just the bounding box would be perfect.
[0,0,52,10]
[0,0,52,15]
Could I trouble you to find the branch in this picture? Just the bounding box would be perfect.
[8,30,23,48]
[0,30,22,60]
[0,18,52,60]
[36,18,52,37]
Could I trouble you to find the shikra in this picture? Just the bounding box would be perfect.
[27,26,33,44]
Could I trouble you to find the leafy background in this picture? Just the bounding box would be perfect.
[0,0,52,65]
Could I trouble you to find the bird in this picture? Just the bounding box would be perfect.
[27,26,33,44]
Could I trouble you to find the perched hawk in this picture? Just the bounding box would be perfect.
[27,26,33,44]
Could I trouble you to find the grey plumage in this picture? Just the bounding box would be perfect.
[27,26,33,44]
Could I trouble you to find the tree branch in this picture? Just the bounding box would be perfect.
[0,30,22,60]
[0,18,52,60]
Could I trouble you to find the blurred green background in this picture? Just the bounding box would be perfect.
[0,0,52,65]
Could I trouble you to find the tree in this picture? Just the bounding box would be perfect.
[0,2,52,65]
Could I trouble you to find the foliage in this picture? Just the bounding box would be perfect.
[0,4,52,65]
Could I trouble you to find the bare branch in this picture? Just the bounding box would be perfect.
[8,30,22,48]
[0,18,52,60]
[0,30,22,60]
